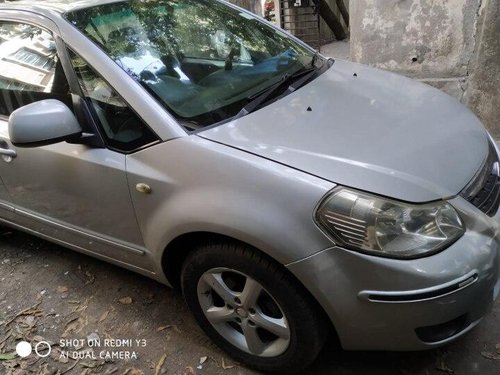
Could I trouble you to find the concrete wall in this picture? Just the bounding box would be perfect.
[465,0,500,138]
[350,0,500,138]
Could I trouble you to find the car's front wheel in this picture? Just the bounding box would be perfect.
[181,241,327,373]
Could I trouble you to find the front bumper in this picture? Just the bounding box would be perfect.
[287,196,500,351]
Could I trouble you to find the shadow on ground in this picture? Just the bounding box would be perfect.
[0,230,498,374]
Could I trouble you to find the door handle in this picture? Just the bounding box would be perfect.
[0,139,16,161]
[0,149,16,158]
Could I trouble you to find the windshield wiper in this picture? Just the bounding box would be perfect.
[311,50,320,68]
[232,66,319,121]
[286,66,318,93]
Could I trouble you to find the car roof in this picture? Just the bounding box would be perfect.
[0,0,125,16]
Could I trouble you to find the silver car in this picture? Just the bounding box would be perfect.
[0,0,498,373]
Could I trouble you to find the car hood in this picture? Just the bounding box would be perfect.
[199,59,489,202]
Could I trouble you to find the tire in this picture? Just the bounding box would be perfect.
[181,241,327,374]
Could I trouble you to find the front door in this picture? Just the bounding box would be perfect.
[0,20,154,272]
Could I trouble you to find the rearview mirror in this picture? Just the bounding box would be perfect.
[9,99,82,147]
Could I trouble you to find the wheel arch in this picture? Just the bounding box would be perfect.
[161,231,237,290]
[160,230,340,345]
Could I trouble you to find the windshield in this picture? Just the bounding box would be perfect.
[65,0,320,129]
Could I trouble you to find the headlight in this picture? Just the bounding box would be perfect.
[315,188,465,259]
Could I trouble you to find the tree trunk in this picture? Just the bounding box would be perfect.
[313,0,347,40]
[335,0,349,27]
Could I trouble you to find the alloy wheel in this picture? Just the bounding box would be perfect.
[197,267,290,357]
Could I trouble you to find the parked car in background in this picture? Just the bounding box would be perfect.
[0,0,498,373]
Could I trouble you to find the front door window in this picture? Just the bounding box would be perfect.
[0,22,71,116]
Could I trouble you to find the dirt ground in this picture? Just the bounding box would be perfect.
[0,229,499,375]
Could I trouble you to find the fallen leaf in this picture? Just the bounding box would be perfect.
[156,324,181,333]
[481,351,500,360]
[0,352,16,361]
[62,316,87,337]
[154,353,167,375]
[3,307,43,327]
[60,359,79,374]
[199,356,207,365]
[0,331,12,347]
[71,301,88,314]
[119,297,133,305]
[221,358,234,370]
[122,369,144,375]
[435,358,454,374]
[57,286,68,293]
[99,310,110,323]
[81,361,100,368]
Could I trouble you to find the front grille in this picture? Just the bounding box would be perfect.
[460,142,500,216]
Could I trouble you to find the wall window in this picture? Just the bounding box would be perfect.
[9,47,56,70]
[0,22,71,116]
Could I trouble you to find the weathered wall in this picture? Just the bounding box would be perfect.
[350,0,500,138]
[465,0,500,138]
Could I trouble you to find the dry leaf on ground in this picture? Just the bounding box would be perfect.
[435,358,454,374]
[154,353,167,375]
[222,358,234,370]
[481,351,500,360]
[99,310,111,323]
[0,353,16,361]
[156,324,181,333]
[62,316,87,337]
[119,297,133,305]
[122,368,144,375]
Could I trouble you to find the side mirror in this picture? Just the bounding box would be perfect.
[8,99,82,147]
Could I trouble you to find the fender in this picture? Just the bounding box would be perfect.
[126,136,335,276]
